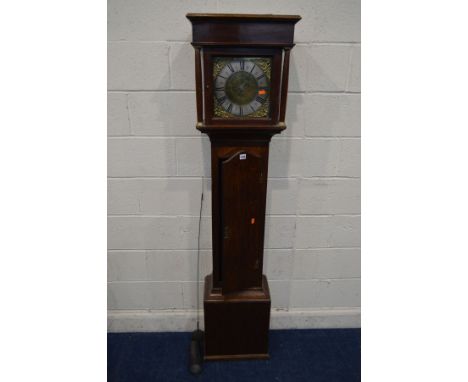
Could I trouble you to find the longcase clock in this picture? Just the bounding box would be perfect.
[186,13,300,360]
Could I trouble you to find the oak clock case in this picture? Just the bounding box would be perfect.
[187,13,300,361]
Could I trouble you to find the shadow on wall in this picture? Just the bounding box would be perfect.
[159,44,212,299]
[267,50,301,183]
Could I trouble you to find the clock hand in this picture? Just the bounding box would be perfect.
[238,81,248,95]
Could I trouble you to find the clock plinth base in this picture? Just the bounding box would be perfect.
[203,274,271,361]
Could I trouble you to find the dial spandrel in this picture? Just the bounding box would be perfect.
[213,57,271,118]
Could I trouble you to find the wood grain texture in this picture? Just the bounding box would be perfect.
[187,13,299,360]
[194,47,203,124]
[204,274,271,359]
[187,13,300,48]
[186,13,301,22]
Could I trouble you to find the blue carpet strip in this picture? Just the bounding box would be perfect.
[108,328,360,382]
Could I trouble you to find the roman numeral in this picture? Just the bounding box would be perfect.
[240,60,245,70]
[215,86,224,91]
[218,75,227,79]
[256,96,266,104]
[239,107,243,117]
[256,73,265,80]
[250,105,256,113]
[227,63,234,72]
[217,96,227,104]
[226,103,233,113]
[249,65,255,73]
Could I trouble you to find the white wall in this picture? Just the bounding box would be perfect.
[108,0,361,332]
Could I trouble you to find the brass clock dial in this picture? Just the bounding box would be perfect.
[213,57,271,118]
